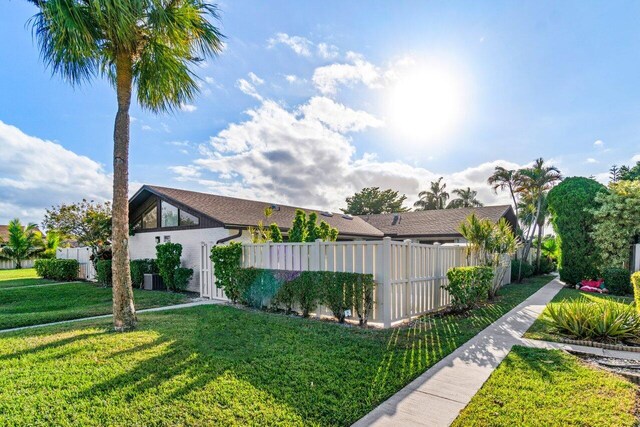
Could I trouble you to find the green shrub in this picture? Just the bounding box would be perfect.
[234,268,374,325]
[511,259,534,282]
[210,242,243,302]
[34,259,79,281]
[545,298,640,342]
[632,272,640,316]
[130,259,157,288]
[95,260,112,286]
[535,256,556,275]
[602,267,631,296]
[174,267,193,291]
[156,243,185,291]
[445,266,493,312]
[547,177,606,284]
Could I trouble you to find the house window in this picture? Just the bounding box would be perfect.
[161,201,179,227]
[132,219,142,231]
[179,210,199,226]
[142,205,157,229]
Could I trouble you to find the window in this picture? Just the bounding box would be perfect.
[142,206,157,229]
[161,201,179,227]
[132,219,142,231]
[179,210,199,226]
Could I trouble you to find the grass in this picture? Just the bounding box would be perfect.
[0,268,54,289]
[0,275,553,426]
[524,287,634,342]
[0,282,190,330]
[452,346,638,427]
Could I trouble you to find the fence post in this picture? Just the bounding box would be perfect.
[434,243,442,307]
[311,239,322,270]
[382,237,393,328]
[404,239,413,321]
[264,241,272,269]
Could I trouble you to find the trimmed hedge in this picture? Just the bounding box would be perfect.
[96,260,112,286]
[547,177,607,284]
[511,259,534,282]
[156,243,192,291]
[602,267,631,296]
[535,256,556,275]
[632,272,640,315]
[445,266,494,312]
[234,268,375,325]
[210,243,243,301]
[34,259,79,281]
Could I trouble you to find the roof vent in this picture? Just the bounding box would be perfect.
[342,214,353,220]
[270,204,280,211]
[392,214,401,225]
[321,211,333,217]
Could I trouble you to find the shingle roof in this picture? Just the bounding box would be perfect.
[360,206,515,238]
[139,185,384,238]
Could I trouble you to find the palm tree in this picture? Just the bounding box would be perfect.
[414,177,449,210]
[487,166,521,219]
[447,187,484,209]
[517,158,562,272]
[0,219,44,268]
[29,0,224,331]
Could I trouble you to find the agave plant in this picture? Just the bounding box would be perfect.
[545,298,640,342]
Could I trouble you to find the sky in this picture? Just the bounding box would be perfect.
[2,0,640,225]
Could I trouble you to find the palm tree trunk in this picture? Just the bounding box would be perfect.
[112,52,137,332]
[536,221,543,272]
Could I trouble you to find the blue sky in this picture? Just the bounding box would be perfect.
[2,1,640,224]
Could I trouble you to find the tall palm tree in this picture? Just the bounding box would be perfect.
[0,219,43,268]
[29,0,224,331]
[414,177,449,210]
[517,158,562,272]
[447,187,484,209]
[487,166,521,220]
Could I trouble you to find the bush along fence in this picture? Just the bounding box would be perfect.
[34,259,79,281]
[205,238,511,328]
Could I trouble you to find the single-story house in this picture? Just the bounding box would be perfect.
[359,205,518,244]
[0,224,45,244]
[128,184,516,293]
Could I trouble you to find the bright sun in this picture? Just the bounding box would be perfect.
[388,64,465,141]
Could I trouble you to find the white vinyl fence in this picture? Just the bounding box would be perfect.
[0,259,36,270]
[56,247,96,280]
[201,237,511,328]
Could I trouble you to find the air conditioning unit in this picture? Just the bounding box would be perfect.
[143,273,166,291]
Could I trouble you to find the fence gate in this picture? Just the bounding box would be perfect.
[200,242,229,301]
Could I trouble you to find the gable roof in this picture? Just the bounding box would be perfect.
[131,185,384,238]
[360,205,516,238]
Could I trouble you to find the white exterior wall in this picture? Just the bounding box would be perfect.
[129,227,250,293]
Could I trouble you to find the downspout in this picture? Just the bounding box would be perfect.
[215,228,243,245]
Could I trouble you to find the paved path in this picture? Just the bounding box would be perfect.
[0,299,222,334]
[353,277,565,427]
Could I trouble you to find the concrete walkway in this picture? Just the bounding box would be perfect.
[0,299,222,334]
[353,277,565,427]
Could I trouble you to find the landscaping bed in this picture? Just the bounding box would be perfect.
[0,268,54,289]
[0,282,190,330]
[0,275,552,426]
[524,287,639,348]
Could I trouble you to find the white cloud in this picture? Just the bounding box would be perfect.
[0,121,112,224]
[180,103,198,112]
[170,97,518,211]
[317,43,339,60]
[248,72,264,86]
[141,124,152,131]
[236,77,263,101]
[312,55,382,95]
[268,33,313,57]
[631,154,640,163]
[594,139,604,147]
[285,74,298,83]
[586,158,598,164]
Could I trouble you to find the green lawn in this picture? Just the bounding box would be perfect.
[0,282,190,330]
[452,346,637,427]
[0,268,54,289]
[524,287,633,342]
[0,275,552,426]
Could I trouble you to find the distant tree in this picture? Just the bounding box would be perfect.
[0,219,44,268]
[269,224,283,243]
[305,212,321,242]
[487,167,522,220]
[42,200,111,262]
[447,187,484,209]
[609,165,620,183]
[288,210,307,242]
[342,187,409,215]
[41,231,61,259]
[288,210,338,242]
[414,177,449,210]
[620,162,640,181]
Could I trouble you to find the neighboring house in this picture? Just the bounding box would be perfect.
[360,206,518,244]
[0,224,45,246]
[128,185,516,293]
